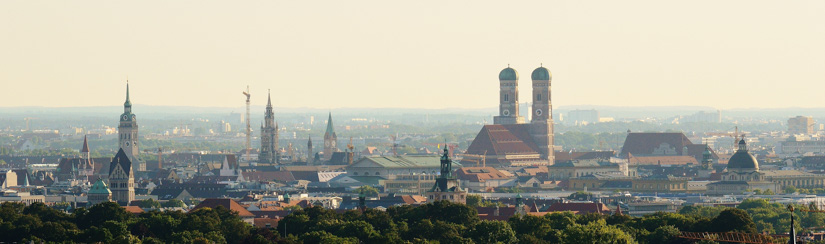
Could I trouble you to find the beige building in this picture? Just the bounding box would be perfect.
[788,116,815,134]
[380,174,437,195]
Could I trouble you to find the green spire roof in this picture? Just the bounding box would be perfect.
[325,112,335,135]
[89,179,111,195]
[499,66,518,80]
[124,82,132,107]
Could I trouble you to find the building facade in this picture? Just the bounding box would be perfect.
[109,149,135,205]
[788,116,815,134]
[259,92,279,164]
[426,149,466,204]
[87,179,112,205]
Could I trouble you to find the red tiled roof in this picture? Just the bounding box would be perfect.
[456,167,512,182]
[620,132,717,161]
[545,202,611,214]
[190,198,255,217]
[123,206,144,214]
[464,124,542,165]
[253,218,280,228]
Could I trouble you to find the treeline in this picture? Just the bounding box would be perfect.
[1,199,823,244]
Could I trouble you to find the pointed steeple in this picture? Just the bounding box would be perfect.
[81,135,90,153]
[124,81,132,107]
[325,112,335,136]
[267,89,272,107]
[307,135,312,147]
[23,173,30,187]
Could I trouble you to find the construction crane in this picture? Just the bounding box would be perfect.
[705,126,747,151]
[242,86,251,163]
[423,142,458,158]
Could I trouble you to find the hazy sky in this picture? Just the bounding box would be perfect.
[1,1,824,109]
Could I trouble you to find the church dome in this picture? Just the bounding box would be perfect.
[531,66,551,80]
[499,67,518,80]
[727,139,759,170]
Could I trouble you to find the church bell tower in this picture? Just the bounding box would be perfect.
[118,82,139,163]
[529,66,554,163]
[494,66,525,125]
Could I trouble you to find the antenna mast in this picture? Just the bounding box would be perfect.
[243,86,251,162]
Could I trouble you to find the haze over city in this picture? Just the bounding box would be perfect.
[5,2,825,244]
[2,1,825,109]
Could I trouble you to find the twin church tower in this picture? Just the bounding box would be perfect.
[464,65,555,166]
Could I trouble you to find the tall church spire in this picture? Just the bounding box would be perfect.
[325,112,335,136]
[125,81,131,107]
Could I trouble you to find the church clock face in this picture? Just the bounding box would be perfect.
[325,141,330,147]
[122,115,128,120]
[503,110,510,116]
[535,109,543,116]
[125,141,130,146]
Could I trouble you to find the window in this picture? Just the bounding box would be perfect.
[376,172,380,176]
[504,94,509,102]
[365,172,369,176]
[353,172,358,176]
[450,195,454,200]
[429,195,433,199]
[536,94,542,101]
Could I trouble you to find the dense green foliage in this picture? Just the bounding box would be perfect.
[0,199,814,243]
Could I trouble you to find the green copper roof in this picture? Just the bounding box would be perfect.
[325,112,335,136]
[124,82,132,107]
[531,66,551,80]
[89,179,111,195]
[499,67,518,80]
[355,155,462,169]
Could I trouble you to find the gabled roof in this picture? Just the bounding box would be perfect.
[190,198,255,217]
[621,132,692,156]
[109,149,132,176]
[466,124,541,157]
[627,155,698,165]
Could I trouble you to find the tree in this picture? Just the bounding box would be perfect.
[710,208,757,233]
[466,195,482,207]
[468,220,517,244]
[561,220,637,244]
[353,186,379,197]
[783,185,798,194]
[568,191,593,201]
[162,199,186,208]
[138,198,162,209]
[647,225,681,244]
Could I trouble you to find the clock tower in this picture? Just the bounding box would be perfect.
[529,66,554,163]
[118,82,139,164]
[494,66,525,125]
[323,112,337,161]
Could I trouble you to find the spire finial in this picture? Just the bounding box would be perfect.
[540,63,543,67]
[507,63,510,68]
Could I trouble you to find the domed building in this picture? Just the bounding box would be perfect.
[707,139,825,195]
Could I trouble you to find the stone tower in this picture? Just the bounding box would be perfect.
[260,91,279,164]
[494,66,525,125]
[108,149,135,205]
[426,148,466,204]
[307,135,313,165]
[323,112,337,160]
[118,82,139,163]
[529,66,554,163]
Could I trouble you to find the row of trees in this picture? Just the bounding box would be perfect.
[2,198,823,243]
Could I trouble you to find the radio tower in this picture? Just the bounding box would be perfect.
[242,86,251,162]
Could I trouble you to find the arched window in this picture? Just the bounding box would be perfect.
[375,172,380,176]
[536,94,542,101]
[504,94,509,102]
[364,172,369,176]
[353,172,358,176]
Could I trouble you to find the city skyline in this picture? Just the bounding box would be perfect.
[2,1,824,109]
